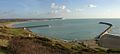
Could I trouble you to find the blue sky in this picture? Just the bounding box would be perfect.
[0,0,120,19]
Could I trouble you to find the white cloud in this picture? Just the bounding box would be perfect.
[51,3,55,7]
[66,9,71,12]
[60,5,66,9]
[76,8,83,11]
[50,3,58,9]
[88,4,96,8]
[51,3,67,10]
[50,3,72,17]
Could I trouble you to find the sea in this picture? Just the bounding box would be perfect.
[13,19,120,40]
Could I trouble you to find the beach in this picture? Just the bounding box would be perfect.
[5,22,19,28]
[4,20,120,49]
[0,21,108,54]
[5,21,101,48]
[4,20,115,49]
[5,21,30,28]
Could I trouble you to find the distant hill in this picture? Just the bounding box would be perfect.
[0,18,63,22]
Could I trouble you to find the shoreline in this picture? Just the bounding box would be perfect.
[4,21,101,49]
[5,21,30,28]
[1,20,120,53]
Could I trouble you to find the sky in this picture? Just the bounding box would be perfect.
[0,0,120,19]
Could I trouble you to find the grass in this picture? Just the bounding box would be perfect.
[0,25,106,54]
[0,25,36,54]
[107,49,120,53]
[7,28,32,36]
[0,26,35,37]
[0,48,8,54]
[0,39,8,47]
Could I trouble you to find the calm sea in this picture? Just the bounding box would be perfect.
[14,19,120,40]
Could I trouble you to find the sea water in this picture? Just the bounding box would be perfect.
[14,19,120,40]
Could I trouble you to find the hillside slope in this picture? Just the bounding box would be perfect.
[0,24,116,54]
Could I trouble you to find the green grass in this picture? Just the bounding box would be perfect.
[0,26,35,37]
[0,47,9,54]
[0,49,7,54]
[7,28,31,36]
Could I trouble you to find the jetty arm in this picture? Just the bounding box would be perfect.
[16,25,49,28]
[96,22,112,41]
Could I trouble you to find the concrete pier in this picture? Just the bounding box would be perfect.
[16,25,49,28]
[96,22,120,49]
[96,22,112,41]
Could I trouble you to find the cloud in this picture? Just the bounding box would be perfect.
[66,9,71,12]
[50,3,69,10]
[50,3,71,17]
[51,3,55,8]
[50,3,58,9]
[76,8,83,12]
[60,5,66,9]
[51,10,58,14]
[88,4,96,8]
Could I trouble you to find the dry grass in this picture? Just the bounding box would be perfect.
[8,37,73,54]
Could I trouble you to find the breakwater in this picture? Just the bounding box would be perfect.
[15,25,49,28]
[96,22,112,41]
